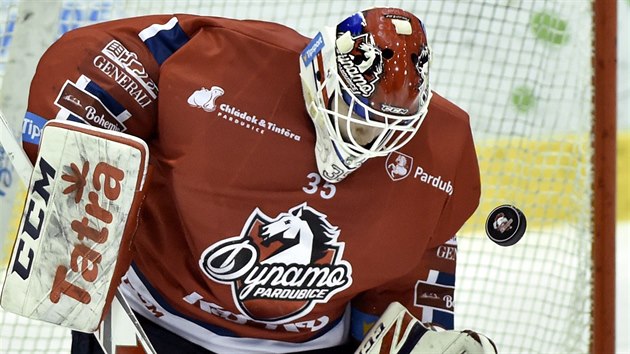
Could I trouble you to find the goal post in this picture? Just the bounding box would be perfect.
[592,0,617,353]
[0,1,617,353]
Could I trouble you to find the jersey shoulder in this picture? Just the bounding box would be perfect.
[55,14,310,55]
[400,91,475,165]
[192,17,311,54]
[419,91,473,143]
[426,91,470,125]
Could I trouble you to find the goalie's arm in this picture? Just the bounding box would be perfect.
[351,237,458,346]
[21,15,168,160]
[429,116,480,249]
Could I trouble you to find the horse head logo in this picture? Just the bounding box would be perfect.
[259,204,339,265]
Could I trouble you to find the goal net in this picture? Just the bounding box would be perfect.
[0,1,602,353]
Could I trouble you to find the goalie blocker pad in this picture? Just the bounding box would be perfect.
[0,120,149,332]
[356,302,497,354]
[356,302,430,354]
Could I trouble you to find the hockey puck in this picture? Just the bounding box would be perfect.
[485,205,526,246]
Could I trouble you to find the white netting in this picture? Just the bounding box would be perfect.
[0,1,594,353]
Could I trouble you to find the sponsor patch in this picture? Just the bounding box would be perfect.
[187,86,224,112]
[188,86,302,142]
[414,269,454,329]
[100,39,158,99]
[55,79,128,132]
[301,32,324,66]
[385,151,413,181]
[22,112,47,145]
[385,151,455,196]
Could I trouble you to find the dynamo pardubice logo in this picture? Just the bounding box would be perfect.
[199,203,353,322]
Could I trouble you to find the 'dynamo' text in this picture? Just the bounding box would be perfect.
[201,236,351,302]
[241,262,350,300]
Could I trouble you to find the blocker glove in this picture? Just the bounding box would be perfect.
[356,302,497,354]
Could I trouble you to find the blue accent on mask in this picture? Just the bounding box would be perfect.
[337,13,364,36]
[341,89,369,120]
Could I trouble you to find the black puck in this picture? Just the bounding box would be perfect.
[485,205,527,246]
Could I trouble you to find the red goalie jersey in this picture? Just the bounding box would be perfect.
[22,14,480,353]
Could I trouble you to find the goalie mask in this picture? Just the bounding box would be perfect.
[300,7,432,183]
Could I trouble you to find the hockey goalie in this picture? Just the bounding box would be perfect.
[1,5,498,354]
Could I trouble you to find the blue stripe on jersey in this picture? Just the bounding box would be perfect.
[350,307,379,341]
[130,263,237,337]
[22,112,47,145]
[142,22,189,65]
[84,81,126,116]
[436,271,455,287]
[431,308,454,329]
[67,115,86,124]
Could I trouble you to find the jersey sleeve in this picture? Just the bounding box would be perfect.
[21,14,199,162]
[350,106,480,342]
[429,119,481,248]
[350,237,458,342]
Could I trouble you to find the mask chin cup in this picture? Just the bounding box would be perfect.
[310,109,368,183]
[316,140,367,183]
